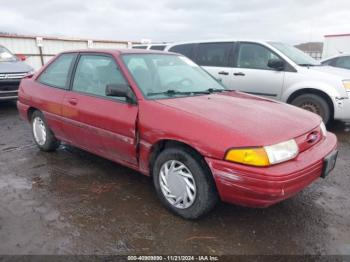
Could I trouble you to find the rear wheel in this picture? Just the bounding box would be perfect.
[31,111,60,151]
[152,147,218,219]
[291,94,331,124]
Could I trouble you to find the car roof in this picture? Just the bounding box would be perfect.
[133,43,168,46]
[60,48,175,55]
[165,39,272,47]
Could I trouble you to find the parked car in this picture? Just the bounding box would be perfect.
[0,45,33,100]
[132,43,168,51]
[165,40,350,124]
[321,54,350,70]
[17,49,338,219]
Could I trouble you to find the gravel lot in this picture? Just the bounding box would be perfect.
[0,101,350,255]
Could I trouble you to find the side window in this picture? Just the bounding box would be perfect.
[72,55,128,101]
[196,43,233,67]
[38,54,76,89]
[169,44,195,60]
[124,56,153,92]
[133,45,148,49]
[335,56,350,69]
[150,45,166,51]
[237,43,280,70]
[321,59,334,66]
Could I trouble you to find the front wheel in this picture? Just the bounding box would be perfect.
[31,111,60,152]
[291,94,331,124]
[153,147,218,219]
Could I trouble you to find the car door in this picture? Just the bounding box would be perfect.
[35,53,77,140]
[230,42,285,99]
[194,42,235,88]
[62,53,138,166]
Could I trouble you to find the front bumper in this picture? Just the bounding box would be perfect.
[206,132,337,208]
[0,79,21,100]
[333,95,350,120]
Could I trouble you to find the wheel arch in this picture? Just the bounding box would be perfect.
[148,139,211,177]
[27,107,39,122]
[286,88,335,118]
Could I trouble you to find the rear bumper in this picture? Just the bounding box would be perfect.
[206,132,337,208]
[0,79,20,100]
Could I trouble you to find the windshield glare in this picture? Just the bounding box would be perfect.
[269,42,320,66]
[122,54,224,99]
[0,46,17,62]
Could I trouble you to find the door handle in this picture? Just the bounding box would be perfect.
[218,71,229,75]
[233,72,245,76]
[68,98,78,105]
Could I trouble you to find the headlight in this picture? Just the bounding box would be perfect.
[320,121,327,137]
[225,139,298,167]
[343,80,350,91]
[264,139,299,165]
[26,70,35,76]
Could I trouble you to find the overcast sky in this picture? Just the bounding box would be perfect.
[1,0,350,44]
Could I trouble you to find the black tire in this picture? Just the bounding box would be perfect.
[31,111,60,152]
[152,146,218,219]
[291,94,331,124]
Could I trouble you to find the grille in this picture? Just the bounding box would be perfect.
[0,72,27,80]
[296,126,322,153]
[0,84,19,91]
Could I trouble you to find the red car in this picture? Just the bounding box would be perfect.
[17,49,338,219]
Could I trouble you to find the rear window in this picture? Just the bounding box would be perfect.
[169,44,195,60]
[150,45,166,51]
[38,54,76,89]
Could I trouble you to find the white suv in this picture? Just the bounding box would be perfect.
[165,40,350,124]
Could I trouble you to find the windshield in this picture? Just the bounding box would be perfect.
[269,42,320,66]
[0,46,17,62]
[122,54,225,99]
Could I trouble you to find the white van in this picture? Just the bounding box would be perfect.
[165,40,350,124]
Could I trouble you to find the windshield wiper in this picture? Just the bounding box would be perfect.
[207,88,224,93]
[206,88,235,93]
[147,88,235,97]
[147,89,210,97]
[298,63,318,67]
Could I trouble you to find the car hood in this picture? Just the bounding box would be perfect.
[155,92,321,146]
[0,61,32,73]
[306,65,350,80]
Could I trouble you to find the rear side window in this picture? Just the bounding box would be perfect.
[150,45,166,51]
[72,55,128,101]
[237,43,280,70]
[133,45,148,49]
[334,56,350,69]
[196,42,233,67]
[38,54,76,89]
[169,44,195,60]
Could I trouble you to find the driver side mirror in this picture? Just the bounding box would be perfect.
[268,58,285,71]
[105,84,136,104]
